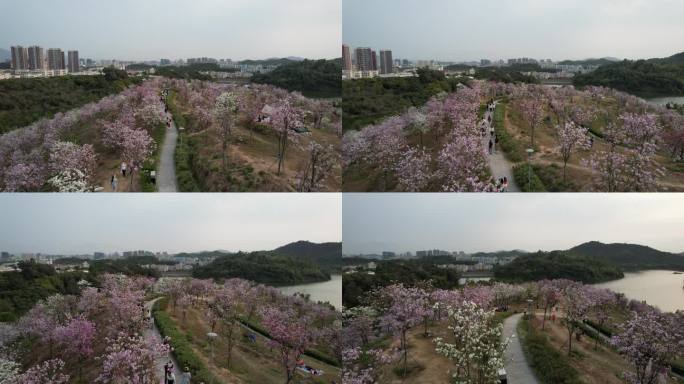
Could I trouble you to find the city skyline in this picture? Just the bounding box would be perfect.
[343,0,684,62]
[0,194,341,255]
[343,194,684,255]
[1,0,341,61]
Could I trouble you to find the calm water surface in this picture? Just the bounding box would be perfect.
[594,270,684,312]
[647,96,684,106]
[278,274,342,309]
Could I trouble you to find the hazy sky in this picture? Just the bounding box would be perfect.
[0,194,341,255]
[1,0,341,61]
[343,194,684,255]
[343,0,684,62]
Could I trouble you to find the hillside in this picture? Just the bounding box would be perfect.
[566,241,684,270]
[493,251,624,283]
[251,58,342,98]
[273,240,342,270]
[574,51,684,96]
[192,251,330,286]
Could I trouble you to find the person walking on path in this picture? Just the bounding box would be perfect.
[489,139,494,154]
[166,370,175,384]
[121,161,127,178]
[180,367,191,384]
[111,175,118,191]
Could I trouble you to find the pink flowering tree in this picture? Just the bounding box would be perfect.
[538,280,560,330]
[560,282,594,355]
[394,147,432,191]
[96,333,169,384]
[556,122,590,182]
[378,284,428,376]
[296,142,337,192]
[611,309,683,384]
[271,98,303,176]
[520,96,545,146]
[13,358,70,384]
[54,316,96,379]
[259,306,317,384]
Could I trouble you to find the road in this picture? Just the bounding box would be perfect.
[144,298,183,383]
[157,119,178,192]
[502,313,539,384]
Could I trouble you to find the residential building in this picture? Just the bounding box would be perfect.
[342,44,352,71]
[27,46,44,70]
[370,50,377,71]
[10,46,28,70]
[67,50,79,72]
[354,47,373,71]
[379,49,393,74]
[47,48,65,70]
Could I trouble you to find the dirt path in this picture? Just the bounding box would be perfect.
[502,313,539,384]
[157,119,178,192]
[144,298,183,383]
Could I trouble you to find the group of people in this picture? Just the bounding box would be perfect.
[162,361,191,384]
[495,177,509,192]
[485,100,498,154]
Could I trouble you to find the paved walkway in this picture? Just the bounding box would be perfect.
[502,313,539,384]
[157,118,178,192]
[484,101,520,192]
[144,298,183,383]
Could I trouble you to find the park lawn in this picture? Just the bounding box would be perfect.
[164,304,339,384]
[503,94,684,192]
[170,91,341,192]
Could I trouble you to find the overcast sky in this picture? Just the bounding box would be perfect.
[1,0,341,61]
[343,0,684,62]
[343,194,684,255]
[0,194,341,255]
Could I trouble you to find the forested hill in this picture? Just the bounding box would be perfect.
[273,240,341,269]
[251,58,341,98]
[573,51,684,97]
[566,241,684,270]
[493,251,624,283]
[191,251,330,286]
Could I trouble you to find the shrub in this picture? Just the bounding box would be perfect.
[518,318,582,384]
[513,163,546,192]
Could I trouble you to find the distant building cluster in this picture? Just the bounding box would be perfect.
[8,45,83,78]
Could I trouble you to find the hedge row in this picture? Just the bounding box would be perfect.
[517,317,582,384]
[513,163,547,192]
[152,298,221,384]
[493,102,526,163]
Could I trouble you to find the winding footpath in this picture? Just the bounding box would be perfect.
[502,313,539,384]
[144,298,182,383]
[157,118,178,192]
[483,102,520,192]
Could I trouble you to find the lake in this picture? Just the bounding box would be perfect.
[278,274,342,310]
[593,270,684,312]
[647,96,684,106]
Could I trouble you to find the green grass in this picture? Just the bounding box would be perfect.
[517,317,582,384]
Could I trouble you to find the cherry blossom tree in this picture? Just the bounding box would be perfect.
[259,306,317,384]
[611,309,683,384]
[296,142,337,192]
[556,122,590,182]
[538,280,560,330]
[54,316,96,379]
[13,358,70,384]
[520,96,545,146]
[560,282,594,355]
[96,333,169,384]
[394,147,432,191]
[214,92,239,170]
[271,98,302,176]
[434,301,507,383]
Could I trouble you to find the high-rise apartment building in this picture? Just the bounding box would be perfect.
[342,44,352,71]
[27,46,45,70]
[47,48,65,70]
[379,49,393,74]
[10,46,28,70]
[67,50,80,72]
[370,50,378,71]
[354,47,373,71]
